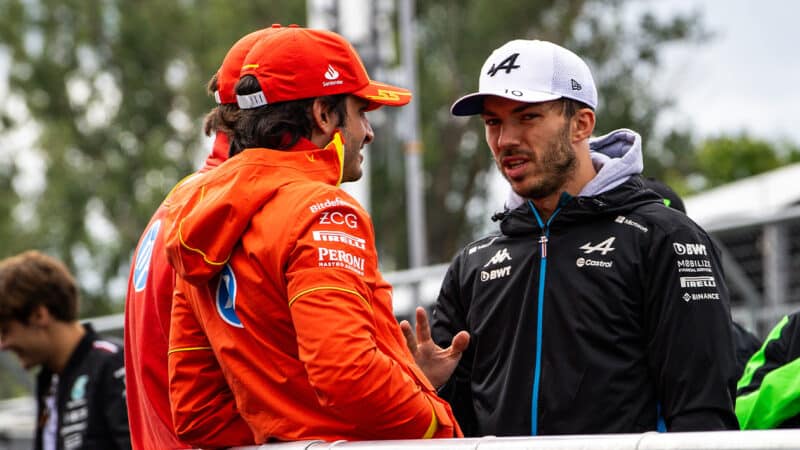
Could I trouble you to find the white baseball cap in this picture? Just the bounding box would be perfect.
[451,39,598,116]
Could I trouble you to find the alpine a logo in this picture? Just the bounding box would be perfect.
[483,248,512,267]
[133,220,161,292]
[216,264,243,328]
[487,53,520,76]
[579,237,616,255]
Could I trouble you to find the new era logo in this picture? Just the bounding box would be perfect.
[571,78,582,91]
[324,65,340,81]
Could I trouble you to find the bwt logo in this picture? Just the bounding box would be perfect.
[480,266,511,282]
[673,242,707,256]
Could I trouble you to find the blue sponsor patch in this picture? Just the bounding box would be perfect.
[216,264,243,328]
[133,220,161,292]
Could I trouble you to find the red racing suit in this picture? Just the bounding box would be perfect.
[163,134,461,443]
[124,133,254,449]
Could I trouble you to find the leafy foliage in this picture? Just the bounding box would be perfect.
[692,134,800,190]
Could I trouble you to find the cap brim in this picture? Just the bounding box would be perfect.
[354,80,412,111]
[450,90,563,116]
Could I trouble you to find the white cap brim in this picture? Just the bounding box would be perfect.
[450,89,563,116]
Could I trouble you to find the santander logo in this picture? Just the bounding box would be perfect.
[324,64,340,80]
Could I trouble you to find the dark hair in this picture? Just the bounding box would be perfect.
[556,98,593,118]
[229,75,348,156]
[0,251,79,324]
[203,73,241,138]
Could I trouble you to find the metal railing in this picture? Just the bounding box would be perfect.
[224,430,800,449]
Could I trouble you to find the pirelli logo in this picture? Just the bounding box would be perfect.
[679,276,717,288]
[312,230,366,250]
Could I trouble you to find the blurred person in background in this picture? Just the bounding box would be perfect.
[0,250,130,450]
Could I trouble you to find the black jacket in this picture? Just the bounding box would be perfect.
[432,177,739,436]
[34,323,130,450]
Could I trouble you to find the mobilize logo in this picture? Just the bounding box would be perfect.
[679,276,717,288]
[323,64,343,87]
[579,237,616,255]
[481,266,511,282]
[677,259,711,269]
[676,258,713,273]
[319,211,358,229]
[312,230,366,250]
[318,247,365,275]
[673,242,707,256]
[483,248,512,267]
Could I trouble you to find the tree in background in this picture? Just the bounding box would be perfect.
[692,134,800,191]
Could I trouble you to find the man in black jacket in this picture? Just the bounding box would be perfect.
[404,39,739,436]
[0,250,130,449]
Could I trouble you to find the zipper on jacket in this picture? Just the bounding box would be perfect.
[526,200,563,435]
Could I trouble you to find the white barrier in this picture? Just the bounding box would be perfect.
[223,431,800,450]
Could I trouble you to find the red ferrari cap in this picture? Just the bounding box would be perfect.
[214,25,286,105]
[237,26,411,110]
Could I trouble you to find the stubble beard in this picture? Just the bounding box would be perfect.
[500,124,577,200]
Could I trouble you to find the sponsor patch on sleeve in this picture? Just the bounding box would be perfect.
[671,241,721,302]
[307,197,370,276]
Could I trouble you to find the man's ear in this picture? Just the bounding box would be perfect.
[571,108,596,143]
[311,98,337,136]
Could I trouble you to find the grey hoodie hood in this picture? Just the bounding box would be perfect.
[505,128,643,210]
